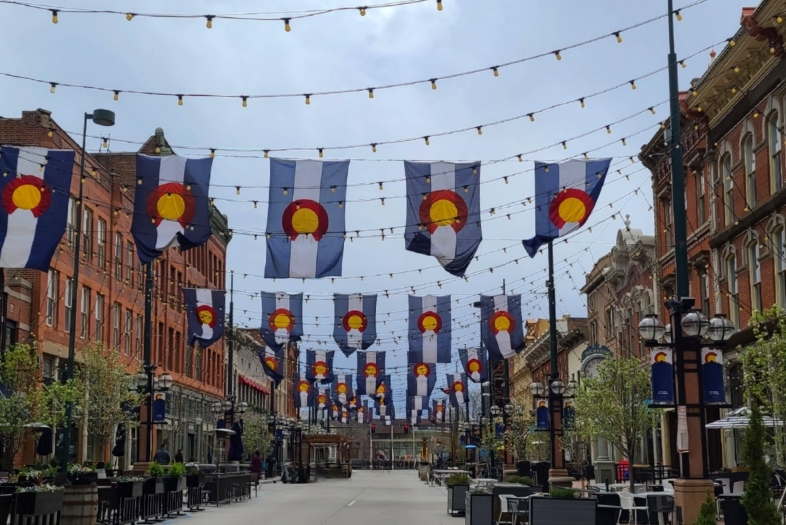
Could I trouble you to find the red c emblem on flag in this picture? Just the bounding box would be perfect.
[312,360,329,377]
[364,363,379,377]
[414,363,431,377]
[336,382,348,394]
[268,308,295,332]
[489,311,516,335]
[549,188,595,229]
[342,310,368,332]
[453,381,464,393]
[264,355,278,370]
[419,190,468,234]
[466,358,482,374]
[417,311,442,333]
[298,380,310,393]
[282,199,329,241]
[196,304,217,327]
[2,175,52,217]
[147,182,196,228]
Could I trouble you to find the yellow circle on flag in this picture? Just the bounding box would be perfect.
[468,361,480,372]
[429,199,458,227]
[198,310,213,325]
[273,313,291,329]
[347,314,364,330]
[12,184,42,210]
[157,193,186,220]
[558,197,587,224]
[494,316,511,332]
[292,208,319,234]
[421,315,438,331]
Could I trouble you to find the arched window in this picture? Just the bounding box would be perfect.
[722,154,734,226]
[747,236,762,312]
[728,363,744,409]
[768,111,783,192]
[743,133,756,208]
[774,225,786,308]
[726,251,740,328]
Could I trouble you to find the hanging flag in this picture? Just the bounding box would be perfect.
[650,347,674,405]
[523,159,612,257]
[406,396,430,412]
[259,346,284,385]
[333,294,377,357]
[293,372,314,408]
[0,146,75,270]
[375,375,392,405]
[340,407,349,424]
[305,349,335,384]
[331,374,354,406]
[383,409,396,425]
[404,161,482,276]
[701,347,725,404]
[408,410,422,426]
[316,388,329,410]
[408,295,451,363]
[447,373,467,407]
[432,399,446,424]
[408,362,436,397]
[536,399,549,430]
[132,154,212,264]
[459,347,489,383]
[183,289,226,348]
[264,159,349,278]
[330,401,340,420]
[563,400,575,429]
[347,395,359,412]
[358,400,370,424]
[260,292,303,353]
[480,295,525,361]
[357,351,385,396]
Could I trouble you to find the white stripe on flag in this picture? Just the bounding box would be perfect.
[195,289,214,341]
[557,160,588,236]
[274,293,291,345]
[299,392,308,407]
[289,161,323,278]
[347,294,363,349]
[493,295,515,358]
[468,347,481,382]
[429,162,457,266]
[155,156,187,251]
[456,390,465,405]
[421,295,438,362]
[0,148,47,267]
[315,350,326,379]
[365,352,377,394]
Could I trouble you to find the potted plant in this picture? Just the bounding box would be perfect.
[446,473,470,516]
[115,476,144,499]
[164,463,187,493]
[548,487,577,499]
[67,463,98,485]
[528,487,596,525]
[186,466,205,488]
[18,467,56,487]
[14,484,64,516]
[143,462,165,495]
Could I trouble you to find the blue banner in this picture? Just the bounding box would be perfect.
[650,347,675,405]
[275,429,283,442]
[536,400,549,430]
[563,401,575,429]
[701,347,726,404]
[153,394,166,423]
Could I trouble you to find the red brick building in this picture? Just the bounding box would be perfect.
[640,0,786,470]
[0,109,230,467]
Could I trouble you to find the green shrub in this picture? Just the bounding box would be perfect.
[146,462,164,479]
[506,476,533,486]
[741,404,780,525]
[549,487,576,499]
[168,463,186,477]
[694,494,717,525]
[446,473,470,487]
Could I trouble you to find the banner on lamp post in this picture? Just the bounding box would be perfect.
[153,393,166,423]
[536,399,549,430]
[701,347,726,404]
[650,347,674,405]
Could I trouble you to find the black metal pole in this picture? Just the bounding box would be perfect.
[226,271,234,398]
[0,269,6,356]
[143,262,154,462]
[547,241,560,471]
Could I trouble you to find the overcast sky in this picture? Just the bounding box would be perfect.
[0,0,746,410]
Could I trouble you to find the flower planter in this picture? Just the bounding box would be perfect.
[446,484,469,515]
[143,478,164,495]
[186,474,205,488]
[0,494,12,525]
[0,483,18,496]
[163,476,186,493]
[14,490,64,516]
[117,480,143,499]
[68,472,98,485]
[528,495,597,525]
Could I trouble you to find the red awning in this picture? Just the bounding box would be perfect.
[239,375,270,395]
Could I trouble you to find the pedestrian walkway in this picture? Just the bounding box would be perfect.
[166,470,453,525]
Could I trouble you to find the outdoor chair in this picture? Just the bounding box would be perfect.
[618,492,648,524]
[732,480,745,494]
[497,494,515,525]
[507,496,529,525]
[646,494,674,525]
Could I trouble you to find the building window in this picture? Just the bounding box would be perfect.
[590,320,598,346]
[722,154,734,226]
[64,277,74,333]
[185,343,192,378]
[114,233,123,280]
[663,196,673,247]
[605,308,616,340]
[776,227,786,309]
[726,254,739,329]
[167,328,174,371]
[748,241,762,312]
[67,198,77,245]
[95,294,105,343]
[46,270,58,327]
[124,310,132,355]
[126,242,135,287]
[697,170,706,224]
[4,320,17,351]
[196,346,202,383]
[80,287,90,338]
[701,272,710,315]
[135,315,142,358]
[83,208,93,261]
[769,111,783,192]
[743,134,756,209]
[96,218,106,268]
[112,303,120,349]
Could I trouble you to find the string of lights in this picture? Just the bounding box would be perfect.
[1,0,707,105]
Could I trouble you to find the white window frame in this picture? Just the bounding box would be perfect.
[80,286,89,338]
[769,111,783,192]
[95,294,105,343]
[96,218,106,268]
[46,270,57,327]
[64,277,74,333]
[743,134,756,208]
[723,154,734,226]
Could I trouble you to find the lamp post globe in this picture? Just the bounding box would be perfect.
[682,309,710,338]
[638,314,666,342]
[550,379,565,396]
[504,403,513,415]
[160,373,174,390]
[490,405,501,417]
[529,382,545,397]
[663,323,673,344]
[708,314,736,342]
[566,379,578,397]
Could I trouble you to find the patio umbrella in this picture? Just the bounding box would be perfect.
[228,420,244,461]
[35,427,53,456]
[112,424,126,457]
[705,407,785,429]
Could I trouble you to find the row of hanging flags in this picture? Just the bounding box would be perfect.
[0,146,617,419]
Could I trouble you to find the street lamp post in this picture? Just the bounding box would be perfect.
[59,109,115,472]
[136,370,172,463]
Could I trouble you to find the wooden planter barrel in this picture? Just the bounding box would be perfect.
[61,484,98,525]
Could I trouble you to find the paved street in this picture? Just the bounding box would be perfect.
[168,471,454,525]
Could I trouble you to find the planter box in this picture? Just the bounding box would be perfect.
[117,481,143,499]
[164,476,186,493]
[447,484,469,515]
[143,478,164,495]
[529,495,596,525]
[186,474,205,488]
[68,472,98,485]
[465,491,494,525]
[491,484,530,520]
[14,490,64,516]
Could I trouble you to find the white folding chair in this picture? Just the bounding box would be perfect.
[733,480,745,494]
[497,494,514,525]
[619,492,648,525]
[507,497,529,525]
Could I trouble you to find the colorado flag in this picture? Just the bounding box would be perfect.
[404,162,481,276]
[293,372,314,408]
[132,154,212,264]
[447,373,467,407]
[523,159,612,257]
[333,294,377,357]
[260,292,303,353]
[407,362,436,397]
[432,399,446,423]
[305,349,335,384]
[356,351,385,396]
[459,347,488,383]
[0,146,75,270]
[183,289,225,347]
[408,295,451,363]
[259,346,284,385]
[480,295,526,361]
[332,374,354,406]
[265,159,349,278]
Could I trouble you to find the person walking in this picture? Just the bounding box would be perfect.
[154,444,171,465]
[174,449,184,463]
[250,451,262,487]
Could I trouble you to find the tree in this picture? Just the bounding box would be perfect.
[742,305,786,467]
[573,357,659,491]
[242,411,271,458]
[505,404,533,462]
[561,413,593,487]
[741,403,780,525]
[71,344,142,462]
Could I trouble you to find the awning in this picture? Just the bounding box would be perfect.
[239,375,270,395]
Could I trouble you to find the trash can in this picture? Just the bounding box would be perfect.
[533,461,550,490]
[516,461,531,478]
[266,459,276,479]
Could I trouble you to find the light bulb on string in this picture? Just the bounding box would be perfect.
[318,148,324,158]
[615,32,622,43]
[236,187,241,195]
[424,136,430,146]
[177,95,184,106]
[492,67,499,77]
[205,16,214,28]
[210,149,215,158]
[49,83,57,94]
[680,60,686,68]
[263,150,269,158]
[554,50,562,60]
[378,182,383,190]
[562,141,567,150]
[47,129,53,138]
[102,137,108,149]
[476,126,482,135]
[430,79,437,90]
[650,107,656,114]
[630,80,637,90]
[579,98,585,108]
[283,18,291,31]
[371,144,377,153]
[241,96,248,107]
[253,201,258,209]
[517,155,523,162]
[368,88,374,99]
[305,94,311,105]
[359,7,366,15]
[621,138,627,146]
[606,125,612,134]
[113,91,120,101]
[51,10,58,23]
[436,0,443,11]
[675,10,682,21]
[528,113,535,122]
